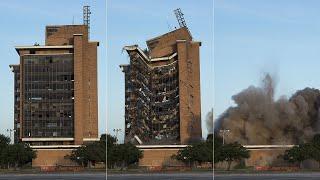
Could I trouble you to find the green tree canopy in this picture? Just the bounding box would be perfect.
[173,141,213,167]
[312,134,320,146]
[68,134,106,167]
[0,138,36,169]
[6,143,36,168]
[284,145,305,164]
[221,142,250,170]
[107,134,117,168]
[214,133,224,164]
[284,134,320,165]
[112,143,143,169]
[174,145,196,166]
[207,134,213,142]
[107,136,144,169]
[0,135,10,148]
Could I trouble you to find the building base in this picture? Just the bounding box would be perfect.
[137,145,186,168]
[32,148,78,168]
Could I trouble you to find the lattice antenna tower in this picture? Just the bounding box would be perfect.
[174,8,187,28]
[83,5,91,39]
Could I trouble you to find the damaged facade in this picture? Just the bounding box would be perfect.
[121,27,202,145]
[9,25,99,166]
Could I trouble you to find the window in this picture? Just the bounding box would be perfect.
[22,54,74,138]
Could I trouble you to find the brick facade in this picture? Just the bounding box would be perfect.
[121,27,202,145]
[10,25,99,167]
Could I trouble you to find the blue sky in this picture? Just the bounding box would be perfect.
[0,0,106,139]
[107,0,213,142]
[215,0,320,119]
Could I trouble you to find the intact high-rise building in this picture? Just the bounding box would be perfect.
[10,25,99,159]
[120,27,202,145]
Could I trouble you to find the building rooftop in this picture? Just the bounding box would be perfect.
[15,45,73,49]
[14,45,74,55]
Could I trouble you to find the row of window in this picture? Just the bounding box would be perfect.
[24,55,73,65]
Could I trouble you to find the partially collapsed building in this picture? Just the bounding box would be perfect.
[120,27,202,145]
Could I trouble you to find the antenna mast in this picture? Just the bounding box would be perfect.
[174,8,187,28]
[83,5,91,39]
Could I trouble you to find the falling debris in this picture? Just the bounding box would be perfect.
[216,73,320,145]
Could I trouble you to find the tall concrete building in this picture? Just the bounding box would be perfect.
[120,27,202,145]
[10,25,99,166]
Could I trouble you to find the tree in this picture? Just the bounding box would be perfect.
[173,141,213,167]
[191,142,212,165]
[0,134,37,169]
[207,134,213,142]
[0,135,10,168]
[7,143,36,168]
[221,142,250,170]
[68,145,88,167]
[311,134,320,164]
[0,135,10,148]
[206,134,213,164]
[113,143,143,169]
[86,142,105,166]
[214,133,224,164]
[173,145,194,167]
[284,134,320,166]
[68,143,105,167]
[312,134,320,147]
[99,134,106,164]
[68,134,106,167]
[100,134,106,144]
[284,145,306,164]
[107,134,117,168]
[106,134,143,169]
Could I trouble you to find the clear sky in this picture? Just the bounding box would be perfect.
[215,0,320,119]
[0,0,106,139]
[107,0,213,142]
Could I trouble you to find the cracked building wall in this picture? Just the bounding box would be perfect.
[121,27,202,145]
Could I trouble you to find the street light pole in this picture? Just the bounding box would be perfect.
[113,128,121,143]
[219,129,230,145]
[6,129,16,144]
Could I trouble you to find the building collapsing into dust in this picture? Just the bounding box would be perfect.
[120,27,202,145]
[216,74,320,168]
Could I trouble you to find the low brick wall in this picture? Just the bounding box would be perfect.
[246,149,288,167]
[139,148,184,168]
[32,149,78,167]
[215,147,295,170]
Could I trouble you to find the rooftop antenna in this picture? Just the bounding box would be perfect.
[174,8,192,39]
[83,5,91,39]
[174,8,187,28]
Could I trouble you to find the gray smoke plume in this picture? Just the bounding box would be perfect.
[216,73,320,145]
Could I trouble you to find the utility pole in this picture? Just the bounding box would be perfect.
[219,129,230,145]
[113,128,121,144]
[6,129,16,144]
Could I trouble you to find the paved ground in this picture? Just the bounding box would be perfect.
[107,172,213,180]
[0,173,106,180]
[215,172,320,180]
